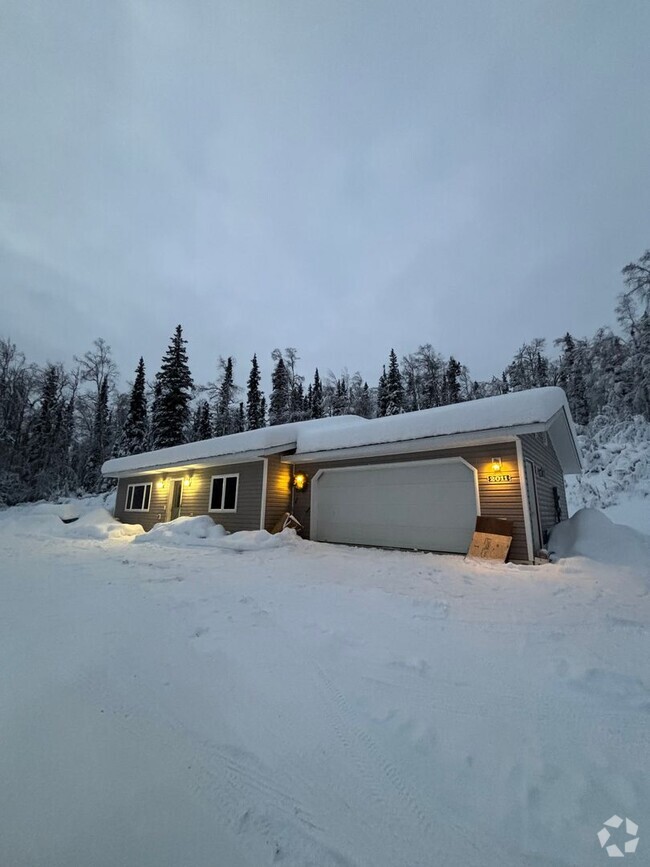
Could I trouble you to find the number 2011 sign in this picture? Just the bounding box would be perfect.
[487,474,512,483]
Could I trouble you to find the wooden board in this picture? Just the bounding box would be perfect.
[270,512,302,534]
[475,516,514,538]
[466,531,512,562]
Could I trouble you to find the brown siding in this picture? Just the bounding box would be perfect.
[114,475,169,532]
[114,460,264,534]
[519,432,568,543]
[290,441,530,561]
[263,454,293,532]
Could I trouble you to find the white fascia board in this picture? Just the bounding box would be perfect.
[106,450,275,479]
[283,428,536,465]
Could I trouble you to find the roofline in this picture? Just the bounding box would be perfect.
[283,428,532,464]
[103,444,295,479]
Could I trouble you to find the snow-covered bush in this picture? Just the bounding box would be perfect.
[567,411,650,510]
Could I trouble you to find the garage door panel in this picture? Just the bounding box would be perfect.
[312,459,478,553]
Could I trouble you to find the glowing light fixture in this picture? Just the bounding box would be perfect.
[156,475,168,490]
[491,457,502,473]
[183,473,193,487]
[293,472,308,491]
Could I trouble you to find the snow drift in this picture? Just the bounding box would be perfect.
[134,515,299,551]
[548,507,650,576]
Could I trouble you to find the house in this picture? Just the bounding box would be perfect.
[101,386,581,562]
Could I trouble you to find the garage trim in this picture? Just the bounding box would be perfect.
[309,457,480,549]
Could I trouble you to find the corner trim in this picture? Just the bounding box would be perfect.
[260,457,269,531]
[516,437,534,563]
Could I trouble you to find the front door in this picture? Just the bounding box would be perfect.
[169,479,183,521]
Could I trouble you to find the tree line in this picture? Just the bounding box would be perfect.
[1,249,648,506]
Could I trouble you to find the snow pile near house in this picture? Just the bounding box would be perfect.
[0,494,123,538]
[1,490,117,523]
[135,515,298,551]
[548,508,650,579]
[63,508,143,541]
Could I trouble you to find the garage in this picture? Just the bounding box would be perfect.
[310,458,480,553]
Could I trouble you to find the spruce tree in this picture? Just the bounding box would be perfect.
[246,354,265,430]
[269,356,291,425]
[445,357,463,404]
[28,364,64,496]
[377,365,388,417]
[385,350,404,415]
[311,369,324,419]
[84,376,111,491]
[152,325,194,448]
[213,356,236,437]
[119,357,148,455]
[191,400,212,441]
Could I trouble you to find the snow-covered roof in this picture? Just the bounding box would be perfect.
[296,387,569,453]
[102,387,581,477]
[101,415,366,477]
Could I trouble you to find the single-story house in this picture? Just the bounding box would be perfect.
[101,386,581,562]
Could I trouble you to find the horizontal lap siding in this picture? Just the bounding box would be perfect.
[291,442,529,561]
[177,461,264,533]
[113,461,264,534]
[114,475,169,532]
[520,433,568,542]
[263,454,293,532]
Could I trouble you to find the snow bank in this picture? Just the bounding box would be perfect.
[0,498,138,541]
[63,508,143,541]
[548,508,650,575]
[134,515,299,551]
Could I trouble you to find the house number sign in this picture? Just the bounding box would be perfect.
[487,474,512,483]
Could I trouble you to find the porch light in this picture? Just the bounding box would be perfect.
[293,472,308,491]
[183,473,193,487]
[156,475,168,490]
[491,457,502,473]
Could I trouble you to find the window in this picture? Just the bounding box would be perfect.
[125,482,152,512]
[209,474,239,512]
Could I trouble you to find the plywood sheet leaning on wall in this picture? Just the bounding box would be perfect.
[466,516,514,562]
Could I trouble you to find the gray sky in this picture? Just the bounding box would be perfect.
[2,0,649,391]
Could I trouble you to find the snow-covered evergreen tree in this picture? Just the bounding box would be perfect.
[213,356,237,437]
[118,357,148,455]
[269,354,291,426]
[152,325,194,448]
[384,350,404,415]
[191,400,212,441]
[311,369,324,419]
[246,354,265,430]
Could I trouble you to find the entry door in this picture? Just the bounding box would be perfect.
[524,460,542,554]
[169,479,183,521]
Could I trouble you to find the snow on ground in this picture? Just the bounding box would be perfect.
[0,502,649,867]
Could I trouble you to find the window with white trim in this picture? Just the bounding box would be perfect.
[209,474,239,512]
[125,482,152,512]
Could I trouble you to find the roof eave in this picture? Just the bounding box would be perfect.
[102,442,296,479]
[282,426,544,464]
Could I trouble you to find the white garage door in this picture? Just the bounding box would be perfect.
[311,458,479,553]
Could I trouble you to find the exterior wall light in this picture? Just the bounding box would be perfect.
[156,475,168,490]
[293,472,308,491]
[491,457,502,473]
[183,474,193,487]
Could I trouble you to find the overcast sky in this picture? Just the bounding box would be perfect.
[2,0,649,391]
